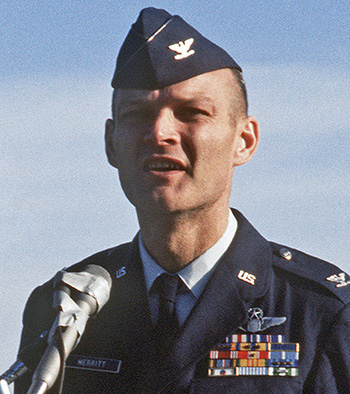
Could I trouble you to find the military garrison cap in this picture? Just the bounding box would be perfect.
[112,7,241,89]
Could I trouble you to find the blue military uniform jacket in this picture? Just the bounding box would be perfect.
[16,210,350,393]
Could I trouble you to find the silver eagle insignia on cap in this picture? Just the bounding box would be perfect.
[168,38,195,60]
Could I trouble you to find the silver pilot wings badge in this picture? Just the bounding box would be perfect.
[240,308,287,333]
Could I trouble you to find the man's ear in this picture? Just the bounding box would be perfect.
[234,116,259,166]
[105,118,119,168]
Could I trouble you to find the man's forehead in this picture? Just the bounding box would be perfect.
[115,90,213,109]
[114,68,236,106]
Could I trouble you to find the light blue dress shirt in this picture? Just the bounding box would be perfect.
[139,210,237,326]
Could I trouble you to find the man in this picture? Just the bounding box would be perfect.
[16,7,350,394]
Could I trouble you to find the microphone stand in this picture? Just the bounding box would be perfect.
[1,265,112,394]
[27,266,112,394]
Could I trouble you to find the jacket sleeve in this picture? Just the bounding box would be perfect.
[14,281,55,394]
[304,304,350,393]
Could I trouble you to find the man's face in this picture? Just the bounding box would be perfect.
[106,68,256,215]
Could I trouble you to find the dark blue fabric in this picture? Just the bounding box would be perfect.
[153,273,180,358]
[15,210,350,393]
[112,7,241,89]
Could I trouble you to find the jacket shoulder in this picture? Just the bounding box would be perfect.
[65,242,133,274]
[270,242,350,305]
[21,243,134,337]
[23,243,133,324]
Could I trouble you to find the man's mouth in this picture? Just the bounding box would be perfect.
[144,158,186,172]
[147,162,183,171]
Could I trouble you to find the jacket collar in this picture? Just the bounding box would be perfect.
[115,209,274,343]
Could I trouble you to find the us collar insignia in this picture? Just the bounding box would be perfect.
[239,308,287,333]
[116,266,126,279]
[237,270,256,285]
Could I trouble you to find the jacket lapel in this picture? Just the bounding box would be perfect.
[173,258,248,369]
[100,237,157,369]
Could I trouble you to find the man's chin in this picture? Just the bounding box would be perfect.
[131,194,192,216]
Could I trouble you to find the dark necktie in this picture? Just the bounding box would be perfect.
[153,273,180,357]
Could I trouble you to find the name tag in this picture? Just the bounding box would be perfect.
[66,355,121,373]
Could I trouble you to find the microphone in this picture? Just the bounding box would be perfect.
[0,380,11,394]
[26,264,112,394]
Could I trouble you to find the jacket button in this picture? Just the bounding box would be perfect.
[279,248,292,260]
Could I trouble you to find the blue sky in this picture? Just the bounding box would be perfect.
[1,0,349,380]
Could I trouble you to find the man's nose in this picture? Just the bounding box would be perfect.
[144,109,180,146]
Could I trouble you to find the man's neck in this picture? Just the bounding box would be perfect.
[137,205,230,273]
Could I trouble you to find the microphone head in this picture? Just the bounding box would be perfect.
[53,265,113,315]
[83,265,112,290]
[79,265,112,312]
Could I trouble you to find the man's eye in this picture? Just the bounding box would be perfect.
[176,107,210,121]
[119,109,151,122]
